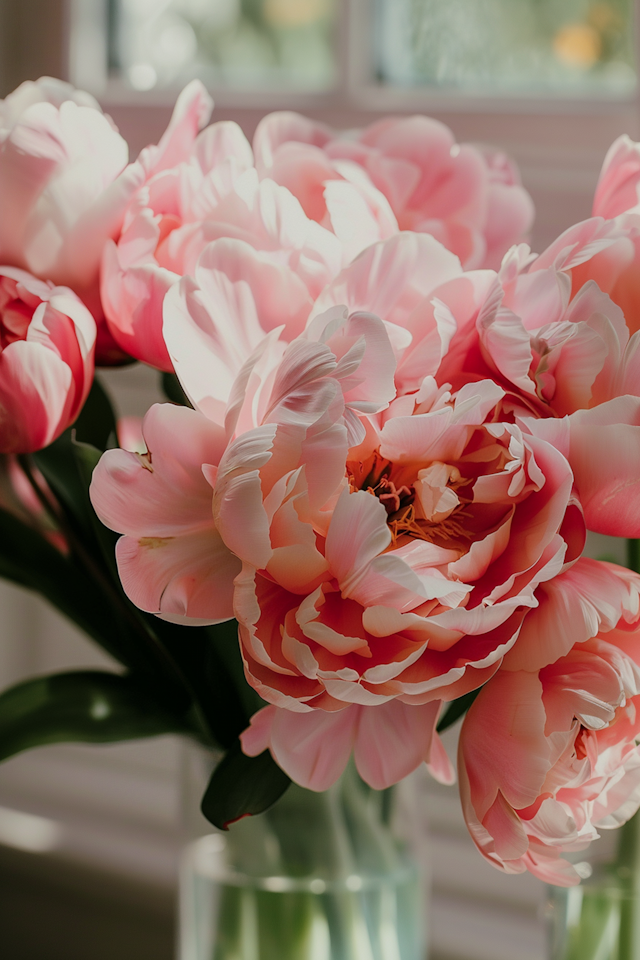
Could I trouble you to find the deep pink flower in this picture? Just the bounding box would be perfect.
[0,266,95,453]
[253,112,534,269]
[459,584,640,885]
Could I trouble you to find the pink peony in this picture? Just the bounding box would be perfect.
[90,307,394,624]
[253,112,534,269]
[0,76,212,365]
[528,137,640,342]
[593,135,640,221]
[102,117,340,371]
[357,233,640,538]
[94,229,633,795]
[459,583,640,885]
[0,266,95,453]
[230,375,582,791]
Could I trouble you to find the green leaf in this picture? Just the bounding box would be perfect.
[161,371,193,408]
[203,619,264,744]
[0,671,188,762]
[0,506,119,653]
[0,507,193,710]
[201,740,291,830]
[147,618,263,750]
[437,688,481,733]
[71,438,119,577]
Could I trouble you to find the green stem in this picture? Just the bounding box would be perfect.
[619,539,640,960]
[16,454,214,745]
[617,813,640,960]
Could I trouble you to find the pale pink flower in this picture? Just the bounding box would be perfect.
[593,135,640,220]
[0,77,212,365]
[532,132,640,337]
[90,307,394,623]
[253,112,534,269]
[459,590,640,886]
[0,266,96,453]
[531,215,640,338]
[102,117,340,370]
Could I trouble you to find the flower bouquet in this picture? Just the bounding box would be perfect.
[3,75,640,959]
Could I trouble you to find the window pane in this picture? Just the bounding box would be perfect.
[375,0,636,97]
[112,0,337,91]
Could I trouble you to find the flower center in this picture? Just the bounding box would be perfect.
[350,451,473,547]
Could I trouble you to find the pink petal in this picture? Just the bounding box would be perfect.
[260,704,357,791]
[504,558,640,672]
[565,398,640,535]
[116,525,239,624]
[354,700,442,789]
[0,339,72,453]
[325,489,391,591]
[90,403,226,538]
[253,111,333,175]
[140,80,213,176]
[313,231,462,334]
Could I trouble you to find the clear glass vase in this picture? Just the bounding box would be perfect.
[178,746,428,960]
[546,813,640,960]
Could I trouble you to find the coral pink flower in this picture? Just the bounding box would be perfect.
[0,266,95,453]
[459,587,640,885]
[370,232,640,538]
[253,112,534,269]
[226,378,582,789]
[102,118,340,371]
[0,76,212,365]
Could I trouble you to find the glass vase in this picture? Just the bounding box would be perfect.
[546,812,640,960]
[178,746,428,960]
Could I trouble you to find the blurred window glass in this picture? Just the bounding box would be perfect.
[375,0,636,97]
[111,0,338,91]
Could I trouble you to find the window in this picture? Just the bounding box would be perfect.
[376,0,636,97]
[70,0,638,102]
[111,0,339,92]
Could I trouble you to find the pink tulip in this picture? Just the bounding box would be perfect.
[0,266,95,453]
[459,587,640,885]
[253,111,534,269]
